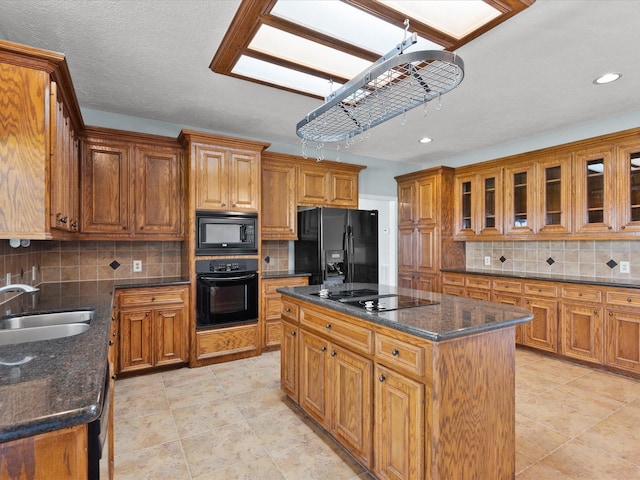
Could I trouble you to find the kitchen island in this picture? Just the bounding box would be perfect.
[277,283,533,480]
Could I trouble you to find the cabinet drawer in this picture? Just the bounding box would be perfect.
[492,279,522,294]
[118,288,185,307]
[263,277,308,294]
[281,299,299,322]
[523,282,558,298]
[300,307,373,354]
[562,286,602,302]
[375,332,427,378]
[442,285,465,297]
[441,274,465,286]
[196,324,258,359]
[465,277,491,290]
[606,289,640,307]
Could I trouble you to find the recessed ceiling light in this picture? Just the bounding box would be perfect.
[593,72,622,85]
[419,137,433,144]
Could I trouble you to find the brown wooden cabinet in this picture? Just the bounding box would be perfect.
[574,145,616,234]
[374,363,424,480]
[560,285,603,363]
[604,288,640,374]
[504,161,536,236]
[81,130,184,239]
[50,81,80,233]
[453,167,504,239]
[297,160,364,209]
[0,424,88,480]
[193,144,259,212]
[396,167,465,293]
[281,318,299,401]
[0,42,83,240]
[116,285,189,374]
[261,154,297,239]
[521,282,558,353]
[261,276,308,350]
[298,308,373,468]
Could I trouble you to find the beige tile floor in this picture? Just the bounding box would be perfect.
[103,348,640,479]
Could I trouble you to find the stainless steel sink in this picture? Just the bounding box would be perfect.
[0,310,94,330]
[0,323,90,346]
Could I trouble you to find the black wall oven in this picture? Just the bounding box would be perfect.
[196,259,258,329]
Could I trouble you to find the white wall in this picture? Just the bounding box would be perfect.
[359,195,397,287]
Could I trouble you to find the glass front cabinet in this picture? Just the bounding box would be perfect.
[574,146,615,234]
[616,140,640,233]
[453,168,503,239]
[536,153,572,236]
[503,162,536,236]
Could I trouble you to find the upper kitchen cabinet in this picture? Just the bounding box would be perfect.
[534,152,573,236]
[0,41,83,239]
[398,173,439,226]
[615,138,640,233]
[80,127,185,239]
[503,161,536,237]
[573,145,616,235]
[297,159,365,209]
[179,130,269,213]
[261,152,297,240]
[453,166,503,239]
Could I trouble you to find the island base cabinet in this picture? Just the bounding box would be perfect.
[299,331,331,428]
[280,320,299,402]
[0,424,88,480]
[374,364,424,480]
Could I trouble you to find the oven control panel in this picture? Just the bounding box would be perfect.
[195,259,259,274]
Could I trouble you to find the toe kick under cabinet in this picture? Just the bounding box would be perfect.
[114,285,189,374]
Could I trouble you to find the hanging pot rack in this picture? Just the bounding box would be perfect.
[296,32,464,144]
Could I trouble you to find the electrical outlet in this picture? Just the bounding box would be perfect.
[133,260,142,272]
[5,273,11,286]
[484,256,491,266]
[620,261,630,274]
[32,266,37,282]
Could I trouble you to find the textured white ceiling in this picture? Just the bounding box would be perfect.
[1,0,639,167]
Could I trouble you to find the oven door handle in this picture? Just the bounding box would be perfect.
[199,273,257,282]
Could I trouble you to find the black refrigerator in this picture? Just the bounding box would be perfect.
[295,207,378,286]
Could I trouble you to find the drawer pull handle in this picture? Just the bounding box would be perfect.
[291,331,296,337]
[326,323,332,329]
[379,375,386,382]
[321,346,327,352]
[285,308,291,313]
[594,309,598,314]
[391,349,400,356]
[627,298,632,302]
[578,293,582,297]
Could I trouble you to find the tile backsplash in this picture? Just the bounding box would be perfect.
[262,240,291,273]
[0,240,182,291]
[467,240,640,281]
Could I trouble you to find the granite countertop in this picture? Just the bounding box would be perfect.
[441,268,640,289]
[277,283,533,342]
[262,270,311,279]
[0,277,189,443]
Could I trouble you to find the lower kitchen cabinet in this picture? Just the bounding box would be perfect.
[605,307,640,374]
[560,287,603,364]
[116,285,189,374]
[374,364,424,480]
[194,323,259,362]
[0,424,88,480]
[299,329,373,468]
[522,296,558,353]
[281,319,299,401]
[261,276,308,350]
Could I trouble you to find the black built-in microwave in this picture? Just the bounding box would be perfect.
[195,211,258,255]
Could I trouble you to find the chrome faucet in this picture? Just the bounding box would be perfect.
[0,284,39,294]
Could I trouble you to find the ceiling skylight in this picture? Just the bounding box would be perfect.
[212,0,534,99]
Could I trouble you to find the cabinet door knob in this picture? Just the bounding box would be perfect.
[627,298,632,302]
[291,331,296,336]
[379,375,386,382]
[221,202,226,207]
[59,216,68,224]
[111,374,117,380]
[321,346,327,352]
[108,340,114,346]
[285,308,291,313]
[621,225,626,229]
[392,349,399,356]
[331,351,337,357]
[325,323,332,329]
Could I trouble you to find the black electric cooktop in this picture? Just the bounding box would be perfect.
[342,294,439,312]
[310,288,379,300]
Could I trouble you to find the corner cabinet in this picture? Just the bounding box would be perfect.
[396,167,465,292]
[80,129,184,239]
[115,285,189,374]
[261,276,308,350]
[261,153,298,239]
[0,41,83,240]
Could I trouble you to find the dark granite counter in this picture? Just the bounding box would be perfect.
[262,270,311,279]
[0,277,189,443]
[441,268,640,289]
[277,283,533,342]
